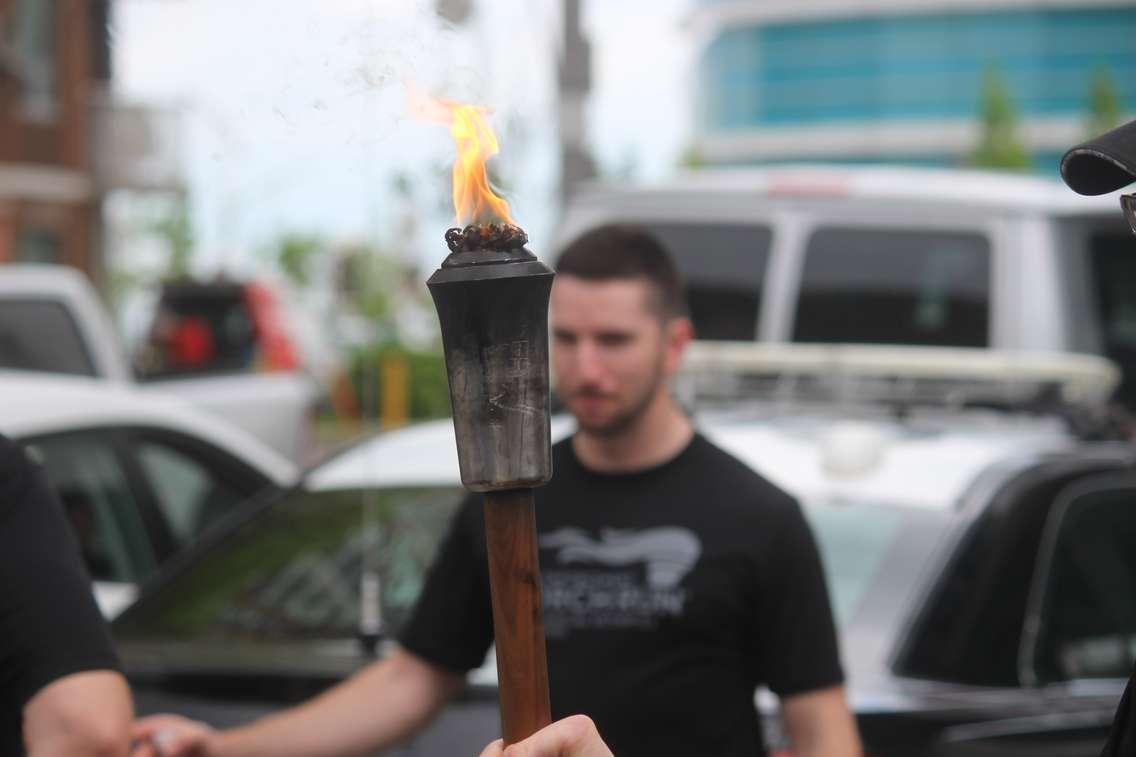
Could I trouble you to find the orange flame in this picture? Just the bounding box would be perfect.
[410,89,515,226]
[448,104,514,226]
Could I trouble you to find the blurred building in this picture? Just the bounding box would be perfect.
[0,0,182,283]
[690,0,1136,170]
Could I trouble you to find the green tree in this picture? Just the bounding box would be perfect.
[348,342,451,421]
[151,198,195,278]
[678,143,707,170]
[970,66,1032,171]
[1087,66,1124,139]
[272,233,323,287]
[338,243,399,326]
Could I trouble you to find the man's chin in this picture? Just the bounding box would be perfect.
[573,412,633,439]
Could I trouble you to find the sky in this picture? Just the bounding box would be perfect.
[110,0,694,275]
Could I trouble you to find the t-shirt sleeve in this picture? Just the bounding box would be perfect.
[398,494,494,673]
[0,436,120,712]
[754,496,845,698]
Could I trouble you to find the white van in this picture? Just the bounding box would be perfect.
[557,165,1136,407]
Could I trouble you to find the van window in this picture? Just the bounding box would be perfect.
[794,227,990,347]
[1089,233,1136,409]
[652,223,771,341]
[0,299,96,376]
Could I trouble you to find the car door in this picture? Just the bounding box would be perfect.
[1020,471,1136,721]
[885,450,1135,756]
[931,469,1136,755]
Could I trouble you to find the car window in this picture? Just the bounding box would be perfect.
[134,437,249,546]
[793,227,990,347]
[1030,473,1136,682]
[650,223,772,341]
[113,486,465,641]
[24,432,156,583]
[0,299,96,376]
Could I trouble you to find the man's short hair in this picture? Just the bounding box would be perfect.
[555,224,688,319]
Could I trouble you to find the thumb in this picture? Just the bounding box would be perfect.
[502,716,612,757]
[130,716,208,757]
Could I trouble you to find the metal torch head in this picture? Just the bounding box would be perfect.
[428,245,554,492]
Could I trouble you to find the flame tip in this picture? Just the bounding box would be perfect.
[412,93,516,229]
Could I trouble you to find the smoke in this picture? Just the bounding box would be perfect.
[113,0,558,264]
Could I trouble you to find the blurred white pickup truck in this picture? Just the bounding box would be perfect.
[559,165,1136,411]
[0,264,318,463]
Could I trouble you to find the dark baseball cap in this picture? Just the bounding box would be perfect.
[1061,119,1136,196]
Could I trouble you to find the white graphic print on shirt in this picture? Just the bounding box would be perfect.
[539,527,702,637]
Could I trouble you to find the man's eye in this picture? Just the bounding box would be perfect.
[597,334,632,347]
[553,332,577,345]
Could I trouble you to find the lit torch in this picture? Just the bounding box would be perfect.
[424,99,553,745]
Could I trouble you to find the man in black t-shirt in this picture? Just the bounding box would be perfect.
[1061,118,1136,757]
[0,434,133,755]
[133,225,860,757]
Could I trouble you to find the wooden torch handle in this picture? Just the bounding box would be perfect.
[483,488,552,745]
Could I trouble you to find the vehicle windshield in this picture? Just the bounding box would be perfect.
[136,285,258,380]
[805,502,939,628]
[0,300,96,376]
[116,481,941,643]
[114,486,466,641]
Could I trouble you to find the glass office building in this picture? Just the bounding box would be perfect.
[692,1,1136,172]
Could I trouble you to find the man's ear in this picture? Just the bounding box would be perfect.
[663,316,694,376]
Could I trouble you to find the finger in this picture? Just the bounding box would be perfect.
[131,720,161,741]
[152,729,177,757]
[131,716,208,757]
[152,728,200,757]
[128,741,157,757]
[478,738,505,757]
[131,715,184,740]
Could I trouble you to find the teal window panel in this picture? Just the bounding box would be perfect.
[699,7,1136,130]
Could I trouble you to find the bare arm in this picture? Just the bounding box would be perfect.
[25,670,133,757]
[132,648,463,757]
[780,685,861,757]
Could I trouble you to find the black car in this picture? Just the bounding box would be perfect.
[827,443,1136,756]
[113,419,1136,755]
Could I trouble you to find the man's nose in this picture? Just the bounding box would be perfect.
[574,340,606,383]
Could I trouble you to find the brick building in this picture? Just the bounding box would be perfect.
[0,0,110,277]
